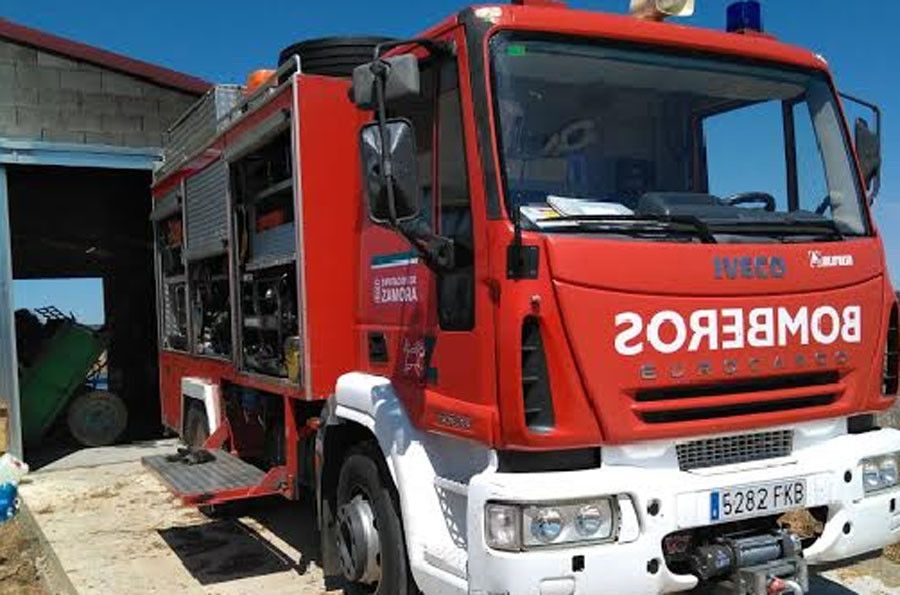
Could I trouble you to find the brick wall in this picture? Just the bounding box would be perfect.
[0,39,198,147]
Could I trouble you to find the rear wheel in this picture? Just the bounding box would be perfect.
[336,444,415,595]
[67,390,127,447]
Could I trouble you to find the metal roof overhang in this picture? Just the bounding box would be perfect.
[0,139,162,171]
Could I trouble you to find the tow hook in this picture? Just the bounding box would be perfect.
[690,529,808,594]
[767,577,804,595]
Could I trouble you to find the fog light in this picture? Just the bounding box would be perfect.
[486,503,520,551]
[530,508,563,543]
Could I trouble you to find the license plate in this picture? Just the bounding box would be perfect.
[710,479,806,522]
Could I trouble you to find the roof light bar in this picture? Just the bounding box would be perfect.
[630,0,695,21]
[727,1,764,33]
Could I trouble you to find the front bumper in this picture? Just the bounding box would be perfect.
[466,421,900,595]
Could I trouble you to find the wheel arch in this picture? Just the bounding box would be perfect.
[317,372,484,594]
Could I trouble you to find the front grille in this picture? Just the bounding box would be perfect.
[636,372,839,402]
[633,372,842,425]
[676,430,793,471]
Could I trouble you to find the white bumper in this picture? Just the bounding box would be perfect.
[466,421,900,595]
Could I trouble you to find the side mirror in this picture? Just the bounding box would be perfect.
[352,54,420,110]
[841,93,881,203]
[855,118,881,197]
[359,119,421,225]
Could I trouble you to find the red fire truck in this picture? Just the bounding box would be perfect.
[144,1,900,593]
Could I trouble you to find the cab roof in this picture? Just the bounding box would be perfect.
[459,4,827,74]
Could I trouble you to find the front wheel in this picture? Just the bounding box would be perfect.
[335,444,416,595]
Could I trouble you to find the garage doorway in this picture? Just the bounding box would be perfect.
[5,164,160,459]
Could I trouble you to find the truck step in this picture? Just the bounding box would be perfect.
[142,450,280,505]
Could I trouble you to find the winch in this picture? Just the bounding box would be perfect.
[690,530,808,594]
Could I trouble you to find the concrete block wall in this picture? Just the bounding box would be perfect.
[0,39,199,147]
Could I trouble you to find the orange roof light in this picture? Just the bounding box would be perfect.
[245,69,276,96]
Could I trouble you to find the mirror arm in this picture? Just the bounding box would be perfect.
[398,219,455,272]
[371,60,399,226]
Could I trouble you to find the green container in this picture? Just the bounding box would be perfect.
[19,321,107,446]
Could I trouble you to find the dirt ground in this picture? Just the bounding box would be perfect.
[0,517,47,595]
[10,439,900,594]
[885,543,900,564]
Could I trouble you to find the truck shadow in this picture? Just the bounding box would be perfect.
[158,518,292,585]
[158,495,347,590]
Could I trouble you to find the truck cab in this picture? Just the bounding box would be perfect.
[345,1,899,593]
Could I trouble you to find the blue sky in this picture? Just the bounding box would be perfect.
[14,278,105,323]
[6,1,900,321]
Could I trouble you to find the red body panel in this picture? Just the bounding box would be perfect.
[296,76,364,399]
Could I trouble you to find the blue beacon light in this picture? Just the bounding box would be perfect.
[727,1,764,34]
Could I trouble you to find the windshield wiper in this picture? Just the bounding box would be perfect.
[541,214,717,244]
[703,218,845,242]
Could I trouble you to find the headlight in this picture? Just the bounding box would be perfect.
[486,498,617,551]
[575,503,611,537]
[860,453,900,495]
[529,508,563,543]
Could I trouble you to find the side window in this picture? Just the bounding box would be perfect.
[703,100,788,210]
[436,62,474,331]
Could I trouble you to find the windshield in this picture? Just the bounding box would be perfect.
[490,35,869,241]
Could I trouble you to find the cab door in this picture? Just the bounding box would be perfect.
[359,27,497,443]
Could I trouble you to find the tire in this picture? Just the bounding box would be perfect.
[336,444,416,595]
[278,37,396,78]
[67,390,128,447]
[183,403,210,449]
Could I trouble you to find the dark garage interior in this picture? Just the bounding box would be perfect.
[9,165,160,452]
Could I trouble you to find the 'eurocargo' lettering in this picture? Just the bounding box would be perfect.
[614,305,862,356]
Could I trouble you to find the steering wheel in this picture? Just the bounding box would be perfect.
[725,192,776,212]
